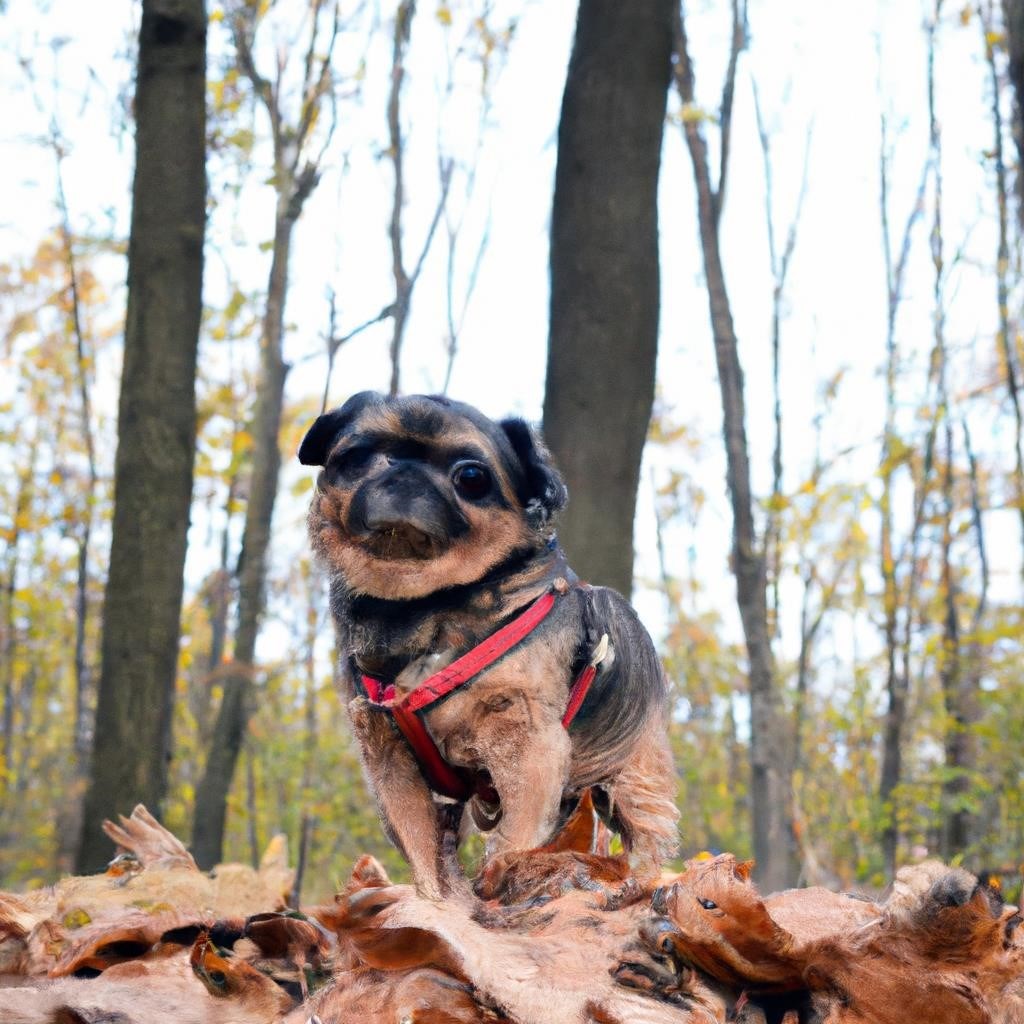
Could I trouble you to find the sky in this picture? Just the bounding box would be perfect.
[0,0,1014,684]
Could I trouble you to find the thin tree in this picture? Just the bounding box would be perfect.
[672,0,797,891]
[981,1,1024,575]
[53,120,100,873]
[191,0,339,868]
[386,0,451,396]
[876,117,929,880]
[77,0,207,872]
[543,0,675,599]
[752,84,811,638]
[928,1,979,859]
[17,46,103,871]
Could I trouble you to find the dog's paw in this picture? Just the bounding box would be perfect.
[347,696,376,739]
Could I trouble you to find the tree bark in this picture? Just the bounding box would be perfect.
[76,0,206,873]
[672,1,797,892]
[982,9,1024,578]
[190,1,334,865]
[191,202,294,868]
[1003,0,1024,219]
[543,0,673,599]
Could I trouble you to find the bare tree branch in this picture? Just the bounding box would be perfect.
[716,0,748,221]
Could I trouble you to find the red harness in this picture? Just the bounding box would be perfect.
[358,587,601,804]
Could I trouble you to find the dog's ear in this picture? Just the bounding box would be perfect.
[499,417,568,528]
[298,391,382,466]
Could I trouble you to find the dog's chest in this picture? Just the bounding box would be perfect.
[410,637,576,764]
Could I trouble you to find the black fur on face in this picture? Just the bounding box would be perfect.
[298,390,383,467]
[499,417,569,529]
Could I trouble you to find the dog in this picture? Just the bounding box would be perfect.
[299,391,678,898]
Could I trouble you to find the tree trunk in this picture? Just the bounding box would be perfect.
[191,0,333,869]
[876,114,929,879]
[939,423,975,859]
[983,7,1024,574]
[1003,0,1024,219]
[543,0,673,599]
[76,0,206,873]
[672,2,797,892]
[0,450,35,804]
[191,198,295,869]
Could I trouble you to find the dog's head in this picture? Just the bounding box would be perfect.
[299,392,567,599]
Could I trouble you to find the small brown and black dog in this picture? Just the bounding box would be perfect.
[299,391,678,898]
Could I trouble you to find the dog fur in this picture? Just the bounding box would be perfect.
[299,392,678,898]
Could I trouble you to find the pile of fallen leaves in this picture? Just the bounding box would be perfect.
[1,798,1022,1023]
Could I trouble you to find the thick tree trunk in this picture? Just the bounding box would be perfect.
[543,0,673,599]
[1003,0,1024,218]
[76,0,206,873]
[191,201,294,869]
[673,2,797,892]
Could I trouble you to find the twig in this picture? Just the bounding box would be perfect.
[321,300,397,413]
[716,0,748,221]
[752,78,813,637]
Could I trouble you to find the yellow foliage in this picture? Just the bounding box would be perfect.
[62,908,91,929]
[680,103,711,125]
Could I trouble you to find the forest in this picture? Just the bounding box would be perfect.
[1,0,1024,913]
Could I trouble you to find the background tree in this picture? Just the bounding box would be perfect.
[672,0,798,891]
[3,0,1024,903]
[542,0,674,600]
[191,0,339,869]
[76,0,207,873]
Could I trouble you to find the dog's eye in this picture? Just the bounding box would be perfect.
[698,897,718,910]
[327,445,373,481]
[452,462,492,500]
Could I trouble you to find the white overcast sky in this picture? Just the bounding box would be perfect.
[1,0,1012,674]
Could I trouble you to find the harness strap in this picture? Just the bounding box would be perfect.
[391,701,480,801]
[358,585,604,802]
[561,630,607,729]
[400,590,557,713]
[561,665,597,729]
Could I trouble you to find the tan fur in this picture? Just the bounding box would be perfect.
[474,790,624,905]
[348,696,454,901]
[310,483,534,600]
[596,718,679,876]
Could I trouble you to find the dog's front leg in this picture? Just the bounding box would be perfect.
[348,696,448,900]
[475,708,571,856]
